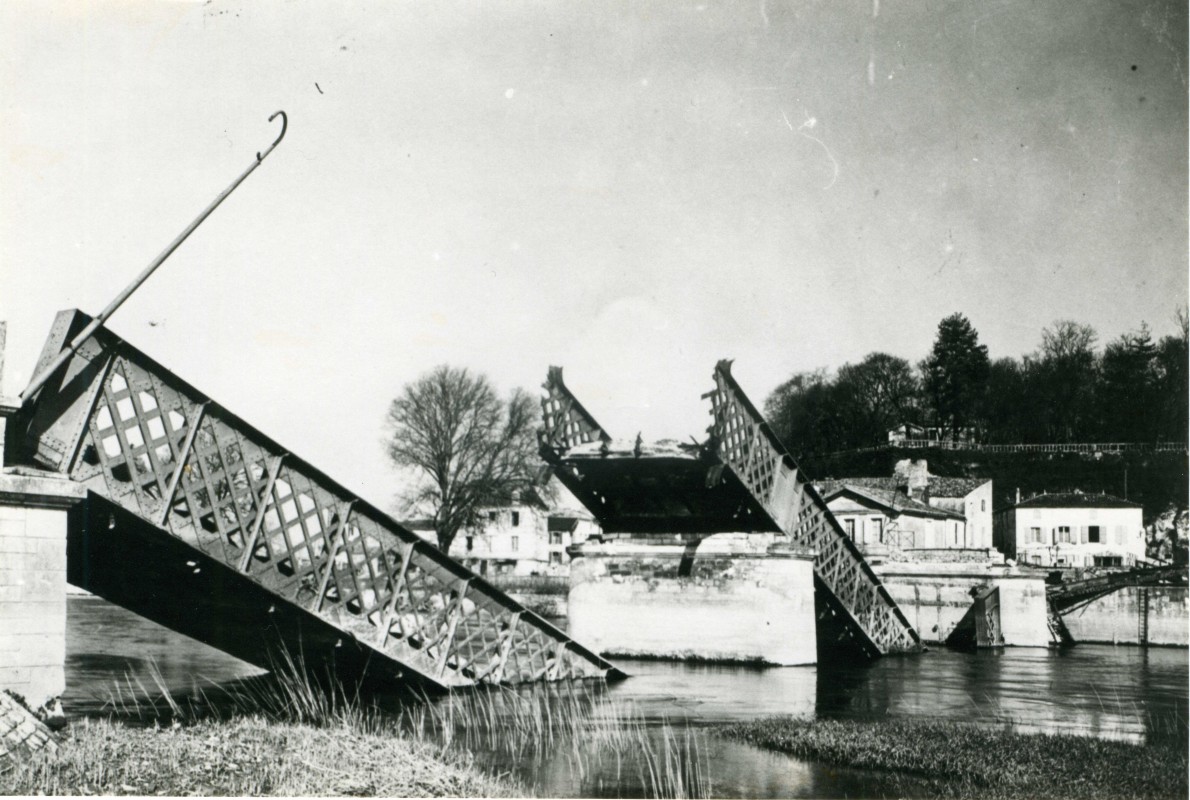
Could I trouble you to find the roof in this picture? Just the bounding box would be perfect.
[815,475,989,499]
[820,483,965,521]
[927,476,990,497]
[1008,492,1142,510]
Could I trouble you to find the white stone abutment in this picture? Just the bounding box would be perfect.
[567,536,818,665]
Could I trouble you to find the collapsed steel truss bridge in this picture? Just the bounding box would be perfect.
[538,361,920,658]
[12,309,622,691]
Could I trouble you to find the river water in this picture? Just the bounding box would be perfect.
[65,594,1188,798]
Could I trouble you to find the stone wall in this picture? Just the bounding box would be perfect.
[0,504,67,711]
[507,591,567,619]
[0,471,84,715]
[1062,586,1189,646]
[875,562,1050,646]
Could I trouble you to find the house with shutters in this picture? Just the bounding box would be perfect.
[815,459,994,560]
[817,482,966,560]
[992,491,1146,568]
[405,480,600,577]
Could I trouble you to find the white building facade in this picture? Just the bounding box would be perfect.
[816,461,994,556]
[407,481,600,577]
[994,493,1145,567]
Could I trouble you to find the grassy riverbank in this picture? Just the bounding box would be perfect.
[0,716,520,796]
[719,716,1188,799]
[1,652,709,798]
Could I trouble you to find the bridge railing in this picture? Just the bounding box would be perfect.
[18,310,620,689]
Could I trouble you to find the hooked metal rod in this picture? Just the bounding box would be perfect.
[19,110,288,404]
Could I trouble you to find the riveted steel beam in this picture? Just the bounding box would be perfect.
[20,310,625,689]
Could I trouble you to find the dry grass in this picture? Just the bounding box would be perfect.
[3,651,712,798]
[0,716,520,797]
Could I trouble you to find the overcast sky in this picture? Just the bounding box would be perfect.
[2,1,1186,510]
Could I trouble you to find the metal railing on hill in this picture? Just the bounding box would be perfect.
[818,440,1188,459]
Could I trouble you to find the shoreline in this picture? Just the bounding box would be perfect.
[6,709,1187,797]
[718,715,1188,800]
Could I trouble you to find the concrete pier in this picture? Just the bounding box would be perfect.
[0,468,86,718]
[875,562,1051,647]
[1063,586,1189,646]
[568,536,818,665]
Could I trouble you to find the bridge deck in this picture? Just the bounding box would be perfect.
[15,310,623,691]
[538,363,920,657]
[1049,565,1187,614]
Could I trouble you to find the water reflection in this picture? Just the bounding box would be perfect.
[65,594,264,713]
[66,595,1188,797]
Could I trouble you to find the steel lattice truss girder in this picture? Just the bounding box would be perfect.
[539,361,920,656]
[539,367,779,534]
[705,360,919,655]
[19,310,622,691]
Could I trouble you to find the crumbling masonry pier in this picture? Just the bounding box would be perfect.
[538,361,921,663]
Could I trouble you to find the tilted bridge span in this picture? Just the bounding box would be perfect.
[538,361,921,659]
[10,309,623,693]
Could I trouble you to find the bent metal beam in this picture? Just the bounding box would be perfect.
[13,310,624,692]
[539,361,920,658]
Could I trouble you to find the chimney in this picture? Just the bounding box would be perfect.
[894,458,929,502]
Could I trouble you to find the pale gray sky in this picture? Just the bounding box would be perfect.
[2,1,1186,509]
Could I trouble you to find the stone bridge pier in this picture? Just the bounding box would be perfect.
[873,562,1051,647]
[1,393,86,755]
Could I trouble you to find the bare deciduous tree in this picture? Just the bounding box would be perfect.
[385,365,538,552]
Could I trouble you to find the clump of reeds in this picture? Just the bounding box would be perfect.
[83,647,714,798]
[392,681,712,798]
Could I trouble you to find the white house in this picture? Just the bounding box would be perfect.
[819,483,966,558]
[993,492,1146,568]
[926,476,994,549]
[406,480,600,577]
[816,460,994,555]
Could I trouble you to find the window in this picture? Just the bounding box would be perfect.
[981,499,986,512]
[487,511,498,522]
[1058,526,1072,544]
[844,518,855,539]
[511,536,519,551]
[1088,525,1101,543]
[549,552,563,565]
[550,532,563,546]
[953,523,960,545]
[871,518,884,543]
[466,536,474,552]
[1030,526,1042,543]
[511,511,520,527]
[1094,556,1122,567]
